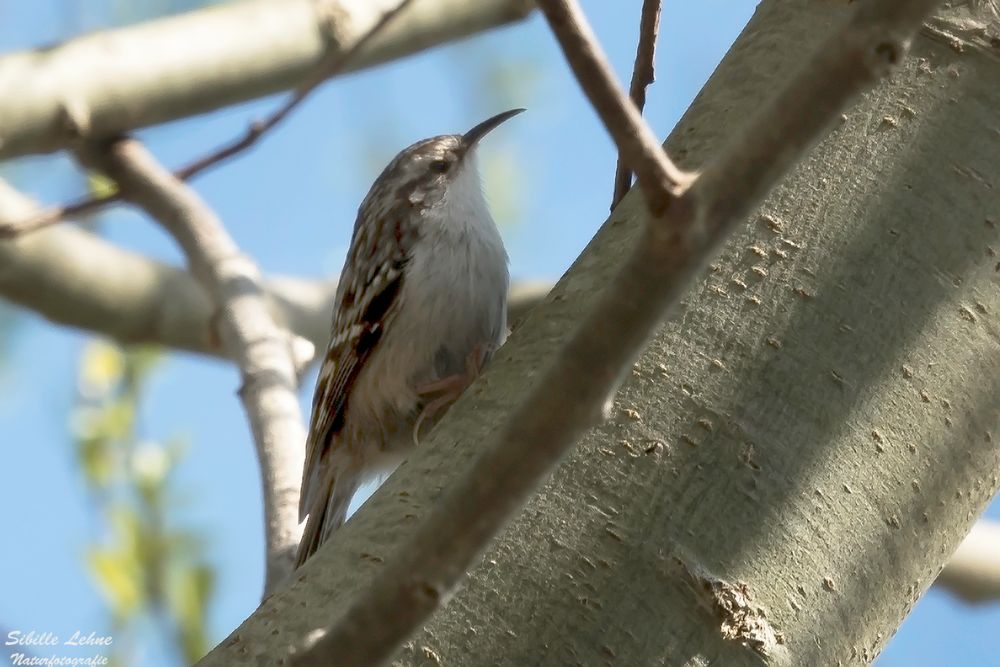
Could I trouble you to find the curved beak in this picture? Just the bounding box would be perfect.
[462,108,525,148]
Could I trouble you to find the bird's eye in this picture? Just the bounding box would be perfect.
[429,159,450,174]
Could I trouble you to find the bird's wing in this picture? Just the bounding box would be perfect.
[299,209,415,521]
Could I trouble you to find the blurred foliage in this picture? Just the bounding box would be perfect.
[87,171,119,202]
[73,340,214,666]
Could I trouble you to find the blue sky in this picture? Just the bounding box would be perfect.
[1,1,998,665]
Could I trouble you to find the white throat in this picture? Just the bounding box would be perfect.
[432,152,493,236]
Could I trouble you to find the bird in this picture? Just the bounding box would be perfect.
[295,109,523,567]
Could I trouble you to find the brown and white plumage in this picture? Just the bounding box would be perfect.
[296,110,522,567]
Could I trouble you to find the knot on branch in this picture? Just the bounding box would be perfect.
[314,0,354,53]
[676,557,785,658]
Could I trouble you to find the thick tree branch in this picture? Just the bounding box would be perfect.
[610,0,661,210]
[937,521,1000,604]
[78,138,308,595]
[292,1,944,665]
[536,0,687,214]
[0,179,549,357]
[0,0,534,161]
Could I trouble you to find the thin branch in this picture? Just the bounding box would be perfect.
[293,0,944,665]
[0,194,108,238]
[611,0,662,210]
[0,0,415,240]
[536,0,687,214]
[936,520,1000,603]
[77,137,307,595]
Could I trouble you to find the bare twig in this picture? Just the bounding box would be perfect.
[78,137,307,595]
[293,0,943,665]
[537,0,687,214]
[610,0,662,210]
[937,520,1000,603]
[0,0,414,239]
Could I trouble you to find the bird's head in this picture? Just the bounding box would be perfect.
[363,108,524,214]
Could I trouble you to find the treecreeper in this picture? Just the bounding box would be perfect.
[296,109,524,566]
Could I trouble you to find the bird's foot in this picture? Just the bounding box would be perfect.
[412,344,488,444]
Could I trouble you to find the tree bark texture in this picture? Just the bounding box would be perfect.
[0,0,532,160]
[198,1,1000,665]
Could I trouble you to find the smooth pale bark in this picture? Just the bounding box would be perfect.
[392,3,1000,664]
[0,0,532,160]
[197,1,999,665]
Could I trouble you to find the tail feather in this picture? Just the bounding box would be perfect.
[295,468,359,568]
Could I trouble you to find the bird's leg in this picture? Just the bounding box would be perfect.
[412,344,488,444]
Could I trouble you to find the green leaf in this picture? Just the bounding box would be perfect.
[79,339,126,397]
[78,434,114,487]
[124,346,163,380]
[86,548,143,620]
[87,172,119,201]
[167,562,215,662]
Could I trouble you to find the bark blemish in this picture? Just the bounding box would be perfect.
[643,439,665,455]
[677,558,783,658]
[421,645,442,664]
[759,213,783,233]
[741,442,761,471]
[871,429,885,453]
